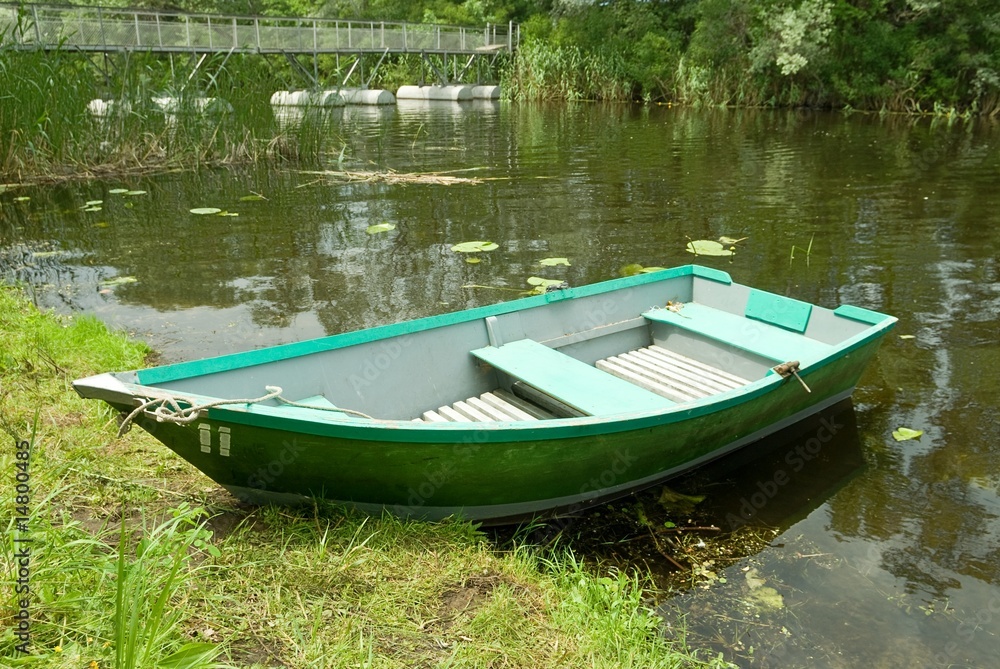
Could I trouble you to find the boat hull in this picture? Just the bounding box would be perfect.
[120,337,882,523]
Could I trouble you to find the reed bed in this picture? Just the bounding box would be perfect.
[0,44,340,184]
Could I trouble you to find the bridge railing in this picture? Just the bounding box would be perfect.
[0,3,517,54]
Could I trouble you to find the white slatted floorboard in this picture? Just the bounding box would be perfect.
[413,389,554,423]
[596,345,750,404]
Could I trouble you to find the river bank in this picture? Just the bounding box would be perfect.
[0,284,728,667]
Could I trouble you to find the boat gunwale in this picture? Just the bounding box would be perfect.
[89,316,895,445]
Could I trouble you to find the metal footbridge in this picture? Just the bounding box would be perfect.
[0,3,518,56]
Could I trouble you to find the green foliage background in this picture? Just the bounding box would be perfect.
[9,0,999,117]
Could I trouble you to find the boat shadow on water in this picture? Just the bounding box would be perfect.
[499,399,865,585]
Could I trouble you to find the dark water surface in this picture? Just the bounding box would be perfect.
[2,103,999,667]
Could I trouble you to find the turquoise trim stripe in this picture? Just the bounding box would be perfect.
[692,266,733,284]
[138,265,697,385]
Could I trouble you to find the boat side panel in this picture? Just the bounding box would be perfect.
[136,266,702,386]
[146,274,695,420]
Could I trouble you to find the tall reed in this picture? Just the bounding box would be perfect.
[503,41,632,102]
[0,42,342,182]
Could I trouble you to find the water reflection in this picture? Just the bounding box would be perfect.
[1,104,999,666]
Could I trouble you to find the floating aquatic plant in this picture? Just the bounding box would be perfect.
[621,264,667,277]
[539,257,570,267]
[190,207,222,215]
[366,222,395,234]
[100,276,138,287]
[451,241,498,253]
[686,240,733,257]
[526,277,566,294]
[892,427,923,441]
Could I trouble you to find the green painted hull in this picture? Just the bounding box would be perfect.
[75,265,896,523]
[121,339,878,522]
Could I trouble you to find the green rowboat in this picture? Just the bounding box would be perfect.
[73,265,896,523]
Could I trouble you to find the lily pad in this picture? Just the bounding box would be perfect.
[84,200,104,207]
[465,257,481,264]
[621,264,667,277]
[108,188,130,194]
[239,194,266,202]
[899,334,916,340]
[719,235,747,245]
[366,222,396,234]
[100,276,138,287]
[527,277,565,288]
[451,241,499,253]
[82,206,102,212]
[218,211,239,217]
[14,196,30,202]
[686,239,734,256]
[125,190,147,196]
[892,427,924,442]
[540,257,571,267]
[190,207,222,215]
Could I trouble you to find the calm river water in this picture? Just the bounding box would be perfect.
[2,102,998,667]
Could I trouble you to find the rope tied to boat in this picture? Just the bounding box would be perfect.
[772,361,811,393]
[116,386,374,437]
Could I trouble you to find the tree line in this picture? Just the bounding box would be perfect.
[55,0,1000,113]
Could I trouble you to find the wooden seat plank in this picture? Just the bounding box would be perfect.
[472,339,675,416]
[643,303,831,365]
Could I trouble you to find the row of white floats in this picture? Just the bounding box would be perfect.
[270,84,501,107]
[87,84,501,116]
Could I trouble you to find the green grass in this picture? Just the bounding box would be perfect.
[0,284,729,668]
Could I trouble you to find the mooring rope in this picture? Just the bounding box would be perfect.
[117,385,373,437]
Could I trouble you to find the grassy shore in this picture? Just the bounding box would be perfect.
[0,285,727,668]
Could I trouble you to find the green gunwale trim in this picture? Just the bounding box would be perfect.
[138,265,698,385]
[691,266,733,284]
[834,304,893,326]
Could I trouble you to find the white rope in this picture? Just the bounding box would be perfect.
[274,396,374,420]
[117,386,374,438]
